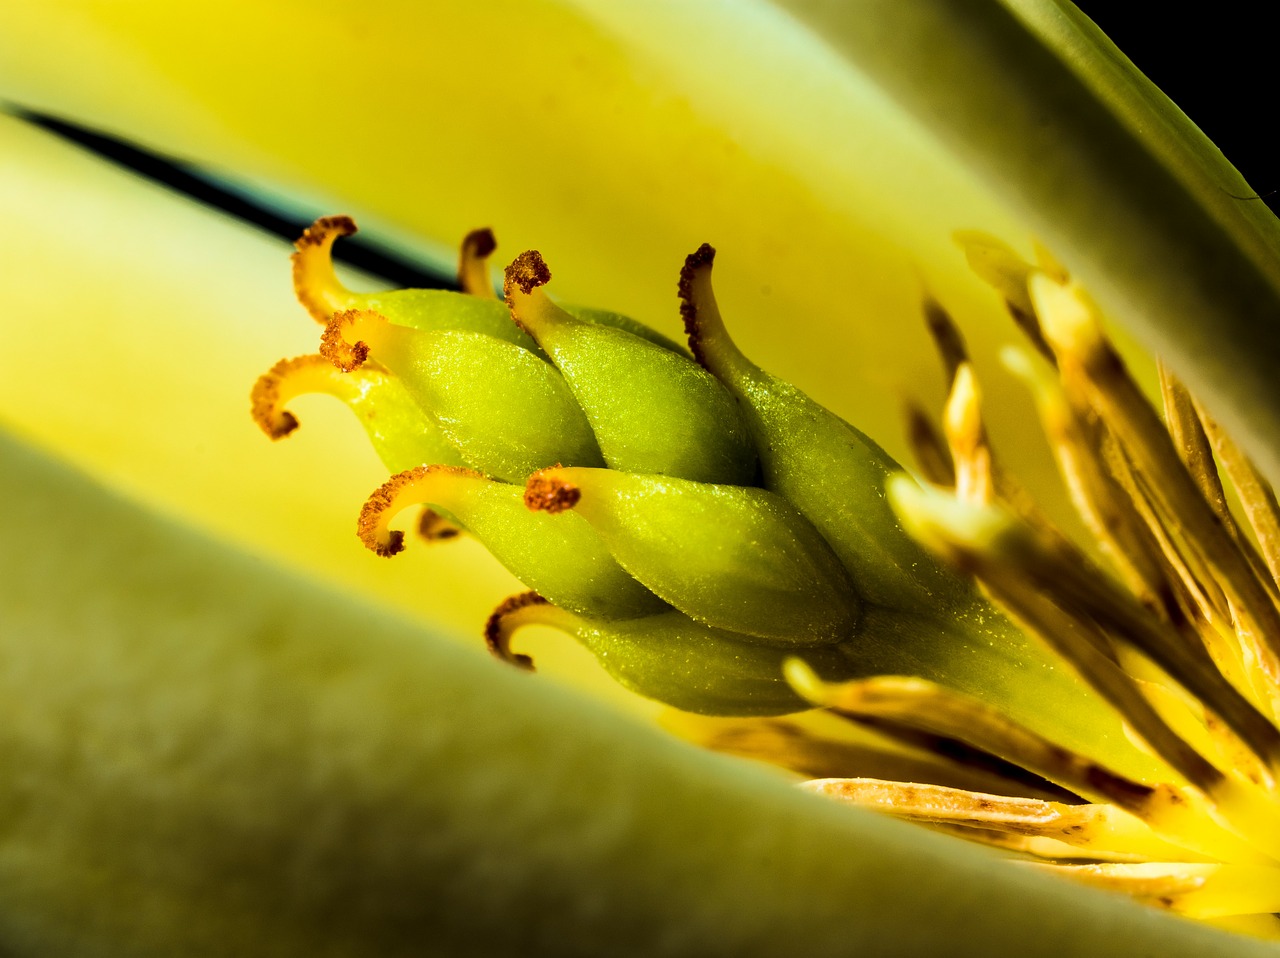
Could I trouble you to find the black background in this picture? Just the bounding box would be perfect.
[1074,4,1279,211]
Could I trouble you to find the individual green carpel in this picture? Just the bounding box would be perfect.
[678,242,956,612]
[319,308,604,483]
[523,465,858,646]
[249,353,467,473]
[486,595,856,716]
[504,250,757,485]
[357,466,665,619]
[291,215,539,351]
[801,779,1205,863]
[560,303,691,355]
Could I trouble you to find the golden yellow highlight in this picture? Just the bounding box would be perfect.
[291,214,357,323]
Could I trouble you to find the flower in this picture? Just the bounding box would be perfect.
[0,2,1277,955]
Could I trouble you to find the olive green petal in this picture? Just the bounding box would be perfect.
[775,0,1280,485]
[0,433,1261,957]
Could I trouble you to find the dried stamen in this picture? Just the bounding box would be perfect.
[803,779,1198,862]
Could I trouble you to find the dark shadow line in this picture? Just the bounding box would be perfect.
[8,107,459,291]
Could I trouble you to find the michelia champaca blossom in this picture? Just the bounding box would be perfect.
[2,1,1279,956]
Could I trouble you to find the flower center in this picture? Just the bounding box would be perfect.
[254,217,1280,935]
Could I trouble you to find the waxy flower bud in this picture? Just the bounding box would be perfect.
[506,251,757,485]
[523,466,859,645]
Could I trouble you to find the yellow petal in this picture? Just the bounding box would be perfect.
[0,429,1266,957]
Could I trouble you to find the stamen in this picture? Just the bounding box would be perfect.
[921,295,968,386]
[1033,275,1280,698]
[523,468,580,514]
[1003,347,1173,620]
[889,477,1280,779]
[357,465,487,556]
[786,662,1152,811]
[1041,863,1280,919]
[803,779,1199,862]
[1160,363,1235,533]
[944,363,992,505]
[902,400,956,487]
[662,713,1060,797]
[319,308,389,372]
[458,227,498,299]
[292,215,358,323]
[953,231,1054,362]
[483,591,573,671]
[1198,407,1280,591]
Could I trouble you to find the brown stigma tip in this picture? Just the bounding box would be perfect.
[463,227,498,260]
[294,214,357,251]
[249,358,301,440]
[357,465,431,557]
[484,591,550,671]
[504,250,553,299]
[523,470,581,514]
[319,309,371,371]
[678,243,716,367]
[418,508,463,542]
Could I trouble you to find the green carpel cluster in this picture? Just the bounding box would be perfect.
[258,219,1109,725]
